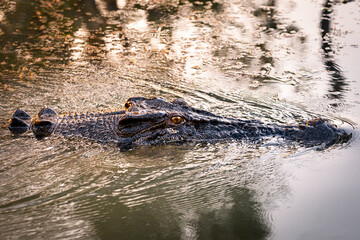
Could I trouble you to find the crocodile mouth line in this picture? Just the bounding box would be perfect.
[137,121,167,136]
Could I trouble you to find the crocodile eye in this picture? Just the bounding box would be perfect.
[171,116,184,124]
[124,101,132,110]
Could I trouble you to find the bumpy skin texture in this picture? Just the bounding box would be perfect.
[8,97,351,149]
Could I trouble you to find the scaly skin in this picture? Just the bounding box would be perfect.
[8,97,351,150]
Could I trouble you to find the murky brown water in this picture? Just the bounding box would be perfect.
[1,0,360,239]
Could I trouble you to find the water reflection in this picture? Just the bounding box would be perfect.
[92,187,270,239]
[320,0,350,99]
[73,145,273,239]
[0,0,352,103]
[253,0,277,32]
[187,0,223,11]
[0,0,290,84]
[0,141,277,239]
[0,0,357,239]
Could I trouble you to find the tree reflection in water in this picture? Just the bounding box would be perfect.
[91,185,270,239]
[320,0,354,99]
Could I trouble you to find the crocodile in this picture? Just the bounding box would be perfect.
[8,97,351,150]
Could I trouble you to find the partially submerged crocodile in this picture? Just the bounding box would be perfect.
[8,97,351,150]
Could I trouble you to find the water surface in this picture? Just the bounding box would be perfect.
[1,0,360,239]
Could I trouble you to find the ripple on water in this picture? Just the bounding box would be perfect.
[1,69,354,239]
[0,0,359,238]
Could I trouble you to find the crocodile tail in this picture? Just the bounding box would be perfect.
[8,109,31,134]
[32,107,58,139]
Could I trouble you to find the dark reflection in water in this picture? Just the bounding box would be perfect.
[187,0,223,11]
[0,0,78,71]
[252,0,278,68]
[320,0,354,99]
[103,0,118,11]
[196,189,269,240]
[253,0,277,32]
[92,187,269,239]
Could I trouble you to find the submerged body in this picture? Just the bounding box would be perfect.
[8,97,351,150]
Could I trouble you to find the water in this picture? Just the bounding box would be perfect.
[1,0,360,239]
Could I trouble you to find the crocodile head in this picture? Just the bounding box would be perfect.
[115,97,244,149]
[101,97,351,149]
